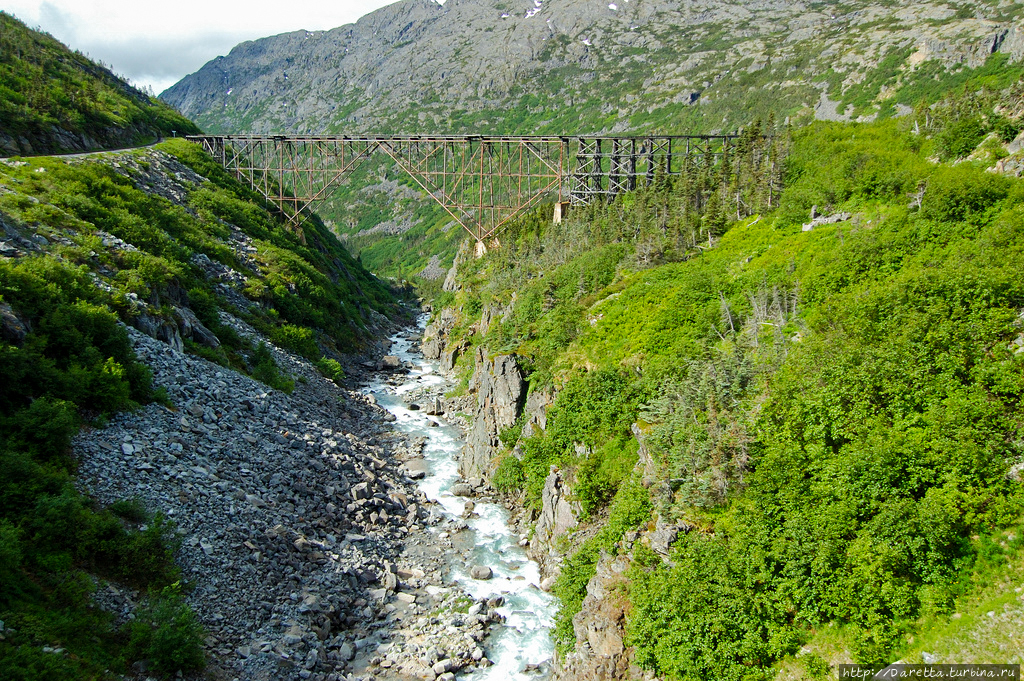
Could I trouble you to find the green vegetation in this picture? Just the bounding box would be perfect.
[0,138,398,381]
[0,135,402,679]
[0,25,401,675]
[0,255,205,678]
[125,584,206,676]
[434,79,1024,677]
[0,12,199,153]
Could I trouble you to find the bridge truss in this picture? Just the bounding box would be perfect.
[189,134,736,244]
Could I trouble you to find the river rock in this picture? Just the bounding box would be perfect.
[469,565,493,580]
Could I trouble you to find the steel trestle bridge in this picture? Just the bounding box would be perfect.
[189,134,737,244]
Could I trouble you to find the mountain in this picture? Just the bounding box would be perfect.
[164,0,1024,136]
[0,12,199,155]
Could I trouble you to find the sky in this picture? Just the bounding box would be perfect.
[0,0,401,95]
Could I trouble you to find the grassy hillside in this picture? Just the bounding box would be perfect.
[0,20,402,671]
[0,12,199,155]
[436,82,1024,678]
[0,135,402,678]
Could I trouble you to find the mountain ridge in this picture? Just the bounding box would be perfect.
[163,0,1024,136]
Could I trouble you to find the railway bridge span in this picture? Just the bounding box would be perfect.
[188,134,738,246]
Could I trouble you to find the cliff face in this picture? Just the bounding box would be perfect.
[555,552,640,681]
[164,0,1024,136]
[459,347,528,480]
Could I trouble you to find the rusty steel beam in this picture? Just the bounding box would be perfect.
[188,133,737,244]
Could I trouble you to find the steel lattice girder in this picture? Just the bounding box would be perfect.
[189,134,738,242]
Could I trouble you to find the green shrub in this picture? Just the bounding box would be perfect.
[491,455,526,494]
[497,414,525,449]
[270,324,319,360]
[250,342,294,394]
[2,398,79,463]
[992,115,1021,143]
[920,166,1010,224]
[0,520,23,603]
[937,116,986,159]
[108,498,148,523]
[627,533,799,681]
[315,357,344,383]
[126,584,206,676]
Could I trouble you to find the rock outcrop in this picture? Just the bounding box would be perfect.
[555,552,655,681]
[421,307,456,362]
[529,467,579,578]
[458,347,528,480]
[0,302,28,344]
[521,387,555,440]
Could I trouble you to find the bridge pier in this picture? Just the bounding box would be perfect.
[553,201,571,224]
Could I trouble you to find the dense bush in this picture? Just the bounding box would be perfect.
[936,116,987,160]
[444,110,1024,677]
[126,584,206,675]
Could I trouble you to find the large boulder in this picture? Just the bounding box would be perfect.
[173,306,220,349]
[469,565,492,580]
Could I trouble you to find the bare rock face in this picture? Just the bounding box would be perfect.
[530,467,578,562]
[439,340,467,376]
[441,241,470,293]
[458,346,527,480]
[630,423,660,488]
[521,387,555,440]
[645,514,687,558]
[555,552,654,681]
[421,307,457,361]
[477,297,514,337]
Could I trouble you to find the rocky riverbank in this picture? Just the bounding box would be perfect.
[419,303,652,681]
[73,312,507,681]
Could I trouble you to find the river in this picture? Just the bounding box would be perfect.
[364,317,558,679]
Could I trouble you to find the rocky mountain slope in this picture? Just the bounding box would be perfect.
[0,134,525,679]
[164,0,1024,136]
[0,13,198,156]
